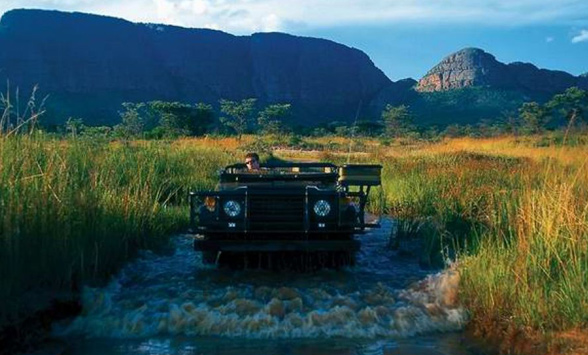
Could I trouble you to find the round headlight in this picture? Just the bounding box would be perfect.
[223,200,241,217]
[313,200,331,217]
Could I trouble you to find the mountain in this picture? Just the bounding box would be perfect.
[366,47,588,127]
[1,10,586,129]
[416,47,588,94]
[0,9,391,126]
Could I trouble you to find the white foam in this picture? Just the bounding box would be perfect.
[58,269,467,339]
[56,230,468,340]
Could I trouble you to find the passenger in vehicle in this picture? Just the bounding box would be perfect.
[245,152,260,171]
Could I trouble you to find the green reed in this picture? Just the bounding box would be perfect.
[377,149,587,333]
[0,135,234,325]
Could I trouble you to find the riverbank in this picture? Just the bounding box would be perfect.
[0,296,79,355]
[466,320,588,355]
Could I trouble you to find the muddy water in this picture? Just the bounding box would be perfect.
[54,219,488,355]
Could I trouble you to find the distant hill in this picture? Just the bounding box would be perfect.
[371,48,588,126]
[416,47,588,94]
[0,9,391,127]
[0,10,586,129]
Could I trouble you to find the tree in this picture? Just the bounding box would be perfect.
[355,120,384,137]
[443,124,463,138]
[116,102,148,138]
[65,117,84,137]
[192,103,215,135]
[381,104,413,137]
[499,110,520,135]
[149,101,214,137]
[257,103,291,135]
[518,102,549,134]
[335,125,350,136]
[219,98,257,140]
[546,87,588,130]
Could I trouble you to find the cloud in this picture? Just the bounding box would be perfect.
[571,29,588,43]
[545,36,554,42]
[261,13,280,32]
[2,0,588,34]
[179,0,207,15]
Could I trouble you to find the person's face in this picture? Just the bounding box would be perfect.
[245,157,260,170]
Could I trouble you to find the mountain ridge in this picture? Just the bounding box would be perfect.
[0,9,391,126]
[0,9,587,128]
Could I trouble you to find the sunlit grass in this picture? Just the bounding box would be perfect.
[1,132,586,344]
[375,135,588,340]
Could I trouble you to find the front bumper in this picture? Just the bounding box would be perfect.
[193,236,361,252]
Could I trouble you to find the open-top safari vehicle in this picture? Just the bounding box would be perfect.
[189,162,382,268]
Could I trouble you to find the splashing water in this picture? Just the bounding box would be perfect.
[56,218,467,343]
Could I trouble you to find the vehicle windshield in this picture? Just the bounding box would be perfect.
[223,162,338,175]
[219,162,339,185]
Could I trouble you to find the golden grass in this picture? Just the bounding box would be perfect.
[1,132,586,351]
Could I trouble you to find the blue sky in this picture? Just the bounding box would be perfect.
[1,0,587,80]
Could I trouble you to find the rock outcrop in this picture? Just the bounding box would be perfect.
[416,47,588,94]
[0,9,392,126]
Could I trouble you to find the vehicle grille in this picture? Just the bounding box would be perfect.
[247,194,305,231]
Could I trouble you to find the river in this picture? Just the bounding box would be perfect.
[52,218,492,355]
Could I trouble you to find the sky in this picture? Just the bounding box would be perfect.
[1,0,587,80]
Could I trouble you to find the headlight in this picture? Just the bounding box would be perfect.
[313,200,331,217]
[223,200,241,217]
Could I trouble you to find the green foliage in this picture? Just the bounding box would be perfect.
[149,101,214,138]
[219,98,257,140]
[114,101,214,139]
[65,117,84,137]
[414,87,531,127]
[518,102,550,134]
[546,87,588,128]
[381,104,413,137]
[442,124,462,137]
[334,125,350,136]
[497,110,520,135]
[0,136,235,325]
[257,103,291,135]
[355,120,384,137]
[82,126,113,140]
[115,102,150,138]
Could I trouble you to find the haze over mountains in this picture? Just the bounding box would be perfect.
[0,9,586,128]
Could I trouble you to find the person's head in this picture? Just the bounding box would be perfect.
[245,152,260,170]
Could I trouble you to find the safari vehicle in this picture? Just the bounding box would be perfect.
[189,162,382,267]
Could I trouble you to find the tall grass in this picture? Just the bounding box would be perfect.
[460,168,588,331]
[0,135,234,325]
[1,132,586,343]
[373,136,587,338]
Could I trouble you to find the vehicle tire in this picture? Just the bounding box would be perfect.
[201,251,218,264]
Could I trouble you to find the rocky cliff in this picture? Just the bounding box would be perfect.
[416,48,588,94]
[0,9,391,126]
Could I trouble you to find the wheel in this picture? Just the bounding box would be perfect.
[201,251,218,264]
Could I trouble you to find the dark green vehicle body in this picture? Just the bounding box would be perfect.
[189,162,381,265]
